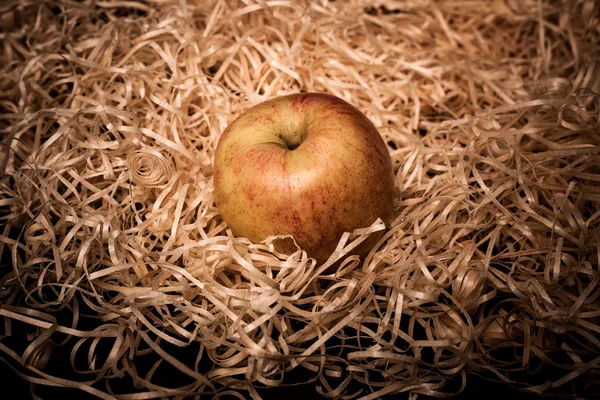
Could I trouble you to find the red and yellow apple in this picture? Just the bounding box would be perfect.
[213,92,396,261]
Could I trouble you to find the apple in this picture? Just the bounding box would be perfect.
[213,92,396,261]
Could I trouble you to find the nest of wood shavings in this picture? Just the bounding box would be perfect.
[1,0,599,398]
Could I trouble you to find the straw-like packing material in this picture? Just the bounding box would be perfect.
[0,0,599,398]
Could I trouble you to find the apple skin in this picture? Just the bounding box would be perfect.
[213,92,396,261]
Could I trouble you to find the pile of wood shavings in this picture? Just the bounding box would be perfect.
[1,0,599,398]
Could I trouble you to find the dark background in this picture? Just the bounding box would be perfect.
[0,361,545,400]
[0,319,549,400]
